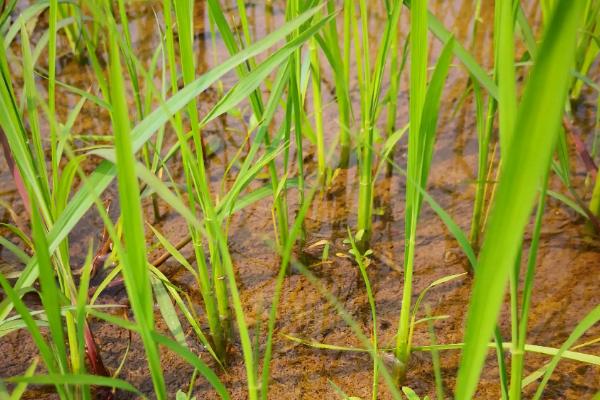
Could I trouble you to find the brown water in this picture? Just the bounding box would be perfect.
[1,1,600,399]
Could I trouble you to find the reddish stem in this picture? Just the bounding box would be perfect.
[0,129,31,213]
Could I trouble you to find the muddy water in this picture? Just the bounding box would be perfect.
[1,0,600,399]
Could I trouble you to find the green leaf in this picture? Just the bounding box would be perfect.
[6,374,140,395]
[402,386,421,400]
[107,10,166,397]
[151,274,187,348]
[532,305,600,399]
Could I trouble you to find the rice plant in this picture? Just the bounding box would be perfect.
[457,1,586,398]
[354,0,402,247]
[394,0,454,379]
[1,0,599,399]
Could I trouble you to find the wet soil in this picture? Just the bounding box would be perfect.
[1,1,600,399]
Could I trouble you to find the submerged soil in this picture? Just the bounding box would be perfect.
[1,0,600,399]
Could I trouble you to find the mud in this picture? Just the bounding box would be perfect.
[1,0,600,399]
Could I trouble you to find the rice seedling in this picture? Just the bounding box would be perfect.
[207,0,292,247]
[456,1,586,398]
[1,1,331,397]
[106,7,168,395]
[1,0,599,399]
[354,0,402,247]
[0,9,141,399]
[394,0,454,378]
[171,0,232,361]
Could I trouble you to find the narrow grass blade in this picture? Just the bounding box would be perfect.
[6,374,140,395]
[107,10,166,397]
[532,305,600,399]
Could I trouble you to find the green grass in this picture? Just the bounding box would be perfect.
[0,1,599,399]
[456,1,585,398]
[395,4,454,377]
[354,0,402,247]
[106,5,167,396]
